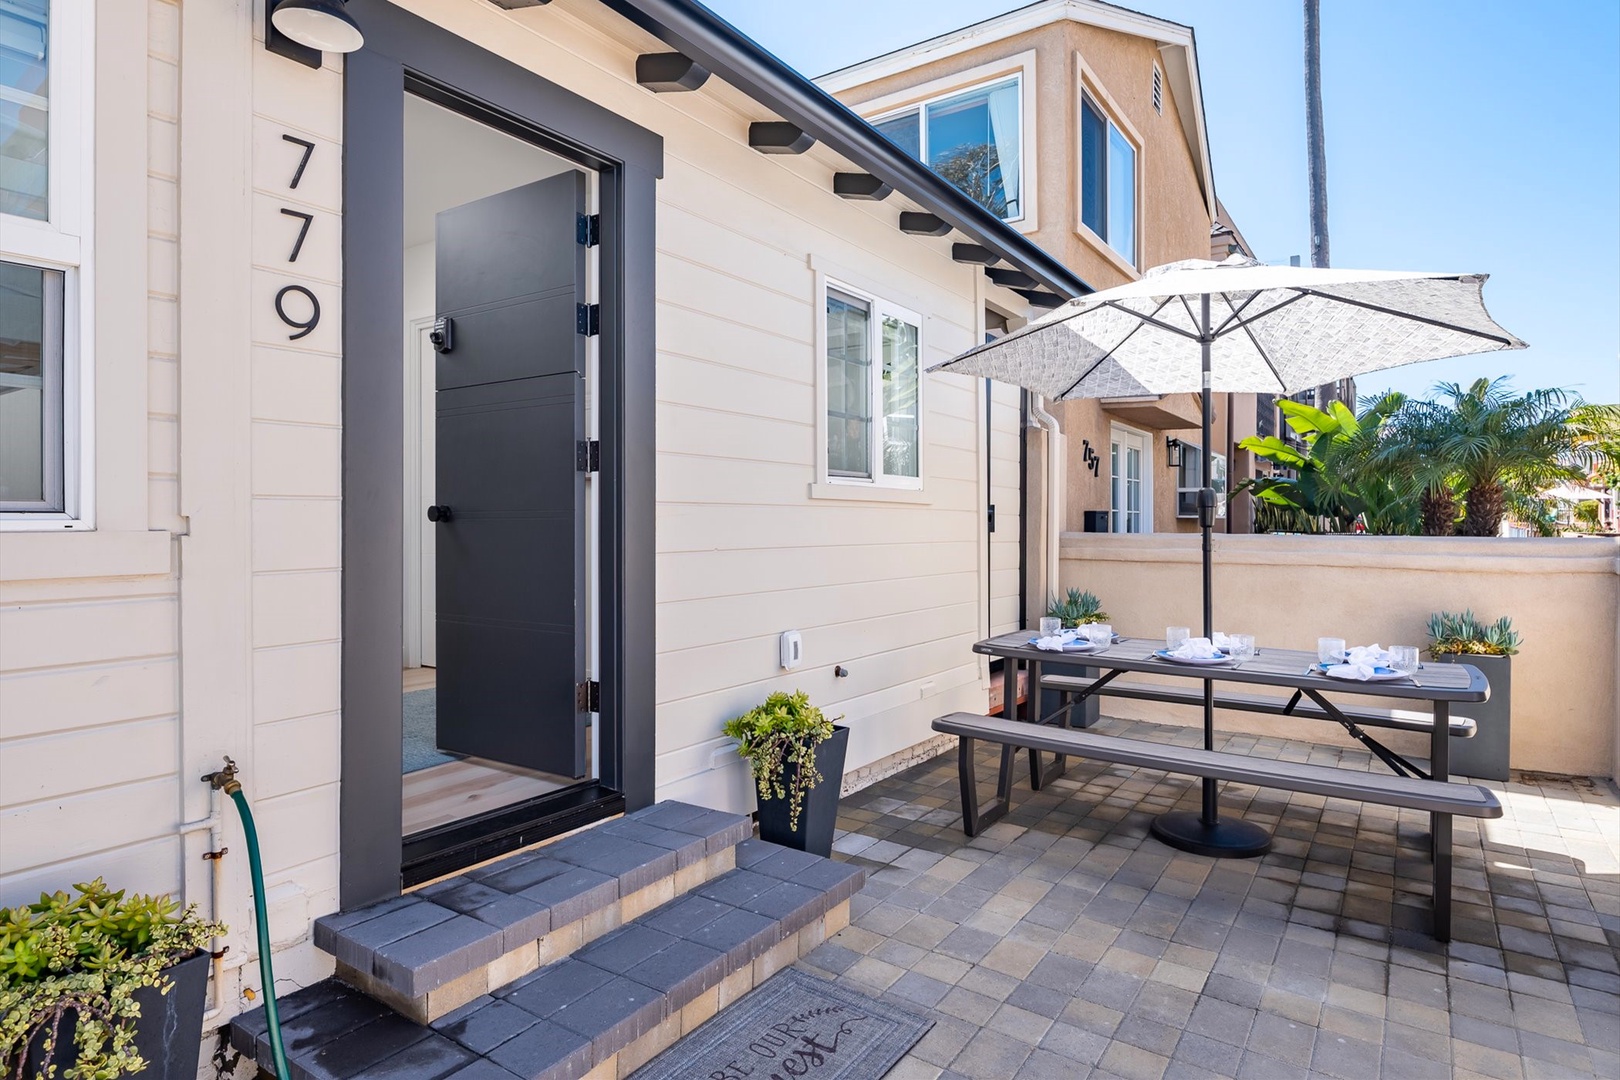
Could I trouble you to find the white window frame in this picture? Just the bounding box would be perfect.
[1176,444,1227,520]
[818,277,925,492]
[1074,58,1142,277]
[1108,423,1152,534]
[858,52,1038,232]
[1,0,94,529]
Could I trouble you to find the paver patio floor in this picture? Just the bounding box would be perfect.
[793,717,1620,1080]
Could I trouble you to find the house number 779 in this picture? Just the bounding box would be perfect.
[274,133,321,339]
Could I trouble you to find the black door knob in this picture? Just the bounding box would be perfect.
[427,504,452,523]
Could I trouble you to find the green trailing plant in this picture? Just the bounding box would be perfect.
[1045,588,1109,628]
[723,691,836,832]
[0,879,224,1080]
[1427,610,1520,656]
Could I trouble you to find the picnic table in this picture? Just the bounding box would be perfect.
[973,630,1489,788]
[953,631,1497,940]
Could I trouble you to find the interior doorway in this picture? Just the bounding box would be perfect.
[399,93,599,840]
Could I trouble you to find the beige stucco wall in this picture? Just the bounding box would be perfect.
[1060,532,1620,778]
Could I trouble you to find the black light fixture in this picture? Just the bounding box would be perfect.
[1165,436,1184,469]
[266,0,363,70]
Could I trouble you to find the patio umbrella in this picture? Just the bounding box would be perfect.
[934,256,1525,857]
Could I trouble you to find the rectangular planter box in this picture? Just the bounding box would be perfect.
[22,951,210,1080]
[1432,653,1511,781]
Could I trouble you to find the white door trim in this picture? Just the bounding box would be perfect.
[1108,422,1154,534]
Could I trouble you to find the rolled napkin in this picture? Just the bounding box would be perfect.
[1211,631,1234,650]
[1168,636,1224,660]
[1326,644,1395,680]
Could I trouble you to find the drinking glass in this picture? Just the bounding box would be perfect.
[1167,626,1191,650]
[1390,645,1420,674]
[1039,617,1063,638]
[1231,634,1256,662]
[1318,637,1346,665]
[1086,623,1113,647]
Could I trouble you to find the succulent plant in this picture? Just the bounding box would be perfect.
[1046,588,1110,628]
[1427,610,1520,656]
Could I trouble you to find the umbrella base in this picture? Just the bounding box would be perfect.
[1150,811,1272,859]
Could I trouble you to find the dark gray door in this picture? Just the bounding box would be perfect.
[432,172,588,778]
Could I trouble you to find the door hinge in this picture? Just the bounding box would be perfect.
[988,503,997,533]
[576,213,600,247]
[576,303,600,337]
[576,439,601,473]
[575,680,601,713]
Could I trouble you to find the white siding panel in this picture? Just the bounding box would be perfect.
[0,660,177,740]
[0,597,176,673]
[0,716,178,804]
[0,776,180,876]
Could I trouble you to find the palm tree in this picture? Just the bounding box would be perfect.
[1376,402,1463,535]
[1405,378,1616,536]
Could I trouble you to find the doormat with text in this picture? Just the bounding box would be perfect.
[629,966,932,1080]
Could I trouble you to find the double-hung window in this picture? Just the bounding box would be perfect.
[873,77,1023,222]
[2,0,88,523]
[1176,446,1227,520]
[825,285,922,488]
[1079,92,1136,267]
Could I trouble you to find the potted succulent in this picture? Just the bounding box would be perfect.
[1046,588,1110,628]
[1427,610,1518,781]
[724,690,848,857]
[1039,589,1112,730]
[0,879,222,1079]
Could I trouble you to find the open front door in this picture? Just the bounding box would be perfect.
[431,172,589,778]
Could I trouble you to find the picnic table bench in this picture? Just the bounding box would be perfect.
[932,712,1501,941]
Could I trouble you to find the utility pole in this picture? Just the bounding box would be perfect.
[1304,0,1329,269]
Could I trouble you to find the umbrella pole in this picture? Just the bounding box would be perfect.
[1150,294,1272,859]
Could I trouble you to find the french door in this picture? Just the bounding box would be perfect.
[1109,425,1150,533]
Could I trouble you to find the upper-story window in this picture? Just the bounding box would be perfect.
[1080,91,1136,267]
[872,77,1023,222]
[2,0,90,523]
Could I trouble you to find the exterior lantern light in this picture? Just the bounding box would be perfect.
[267,0,363,69]
[1165,436,1184,469]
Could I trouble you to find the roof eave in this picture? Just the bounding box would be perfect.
[596,0,1093,299]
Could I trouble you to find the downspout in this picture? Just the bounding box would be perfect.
[1029,395,1064,605]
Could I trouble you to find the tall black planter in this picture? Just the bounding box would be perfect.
[21,951,210,1080]
[1433,653,1512,781]
[756,725,849,858]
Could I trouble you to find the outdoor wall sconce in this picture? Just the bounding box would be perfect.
[1165,436,1184,469]
[266,0,364,70]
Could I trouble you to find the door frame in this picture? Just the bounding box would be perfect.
[1107,422,1153,534]
[402,316,433,671]
[342,0,662,907]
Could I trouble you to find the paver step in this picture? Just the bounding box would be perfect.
[231,837,863,1080]
[312,802,752,1023]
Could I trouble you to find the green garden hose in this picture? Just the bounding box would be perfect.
[207,759,290,1079]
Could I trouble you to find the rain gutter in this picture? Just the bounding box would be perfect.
[597,0,1095,300]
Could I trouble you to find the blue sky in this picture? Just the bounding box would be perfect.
[704,0,1620,404]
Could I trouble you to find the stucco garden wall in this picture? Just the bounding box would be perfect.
[1060,532,1620,779]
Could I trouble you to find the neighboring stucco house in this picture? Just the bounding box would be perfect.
[820,0,1267,538]
[0,0,1090,1052]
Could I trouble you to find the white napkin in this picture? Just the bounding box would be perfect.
[1326,644,1394,680]
[1168,636,1223,660]
[1211,632,1234,650]
[1034,629,1081,652]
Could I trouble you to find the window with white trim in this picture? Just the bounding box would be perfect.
[872,76,1024,222]
[2,0,88,521]
[825,284,922,487]
[1079,91,1137,266]
[1176,445,1227,520]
